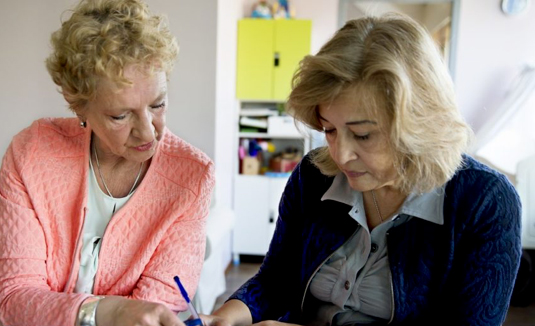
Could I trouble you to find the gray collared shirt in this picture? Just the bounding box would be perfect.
[308,173,445,325]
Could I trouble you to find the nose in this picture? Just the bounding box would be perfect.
[132,109,155,142]
[332,133,358,165]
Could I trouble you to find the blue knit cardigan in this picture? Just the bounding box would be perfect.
[229,153,522,326]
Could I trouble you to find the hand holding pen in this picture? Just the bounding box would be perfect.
[174,275,204,326]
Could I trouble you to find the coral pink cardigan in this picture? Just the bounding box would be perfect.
[0,118,215,326]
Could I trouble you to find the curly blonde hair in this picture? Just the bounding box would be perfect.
[46,0,179,112]
[287,14,473,194]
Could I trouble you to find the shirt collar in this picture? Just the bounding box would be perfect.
[321,172,444,225]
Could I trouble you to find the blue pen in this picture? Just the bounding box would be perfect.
[174,276,203,326]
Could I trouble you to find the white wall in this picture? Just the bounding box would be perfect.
[292,0,339,54]
[317,0,535,134]
[455,0,535,131]
[214,0,240,209]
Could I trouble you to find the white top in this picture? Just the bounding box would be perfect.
[74,159,134,294]
[308,173,445,325]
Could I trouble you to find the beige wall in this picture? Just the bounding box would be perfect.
[0,0,73,157]
[0,0,218,159]
[0,0,236,208]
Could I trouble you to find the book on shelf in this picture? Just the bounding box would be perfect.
[239,116,268,129]
[239,108,279,117]
[239,127,264,133]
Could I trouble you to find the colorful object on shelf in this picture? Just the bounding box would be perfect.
[238,145,246,160]
[269,147,301,173]
[257,140,275,153]
[272,0,294,19]
[264,171,292,178]
[248,139,263,156]
[242,156,261,175]
[251,0,272,19]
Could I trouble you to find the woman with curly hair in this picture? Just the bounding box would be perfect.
[204,14,521,326]
[0,1,214,325]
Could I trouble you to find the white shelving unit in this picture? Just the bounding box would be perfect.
[238,132,304,139]
[232,101,310,263]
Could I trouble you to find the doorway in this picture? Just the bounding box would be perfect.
[338,0,460,80]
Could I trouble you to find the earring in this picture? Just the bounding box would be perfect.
[80,121,87,128]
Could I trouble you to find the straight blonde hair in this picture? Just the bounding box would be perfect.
[287,14,473,194]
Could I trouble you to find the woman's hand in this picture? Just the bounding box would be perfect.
[253,322,301,326]
[96,296,183,326]
[200,315,301,326]
[201,299,252,326]
[200,314,232,326]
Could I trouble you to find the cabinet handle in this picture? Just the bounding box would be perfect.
[274,52,280,67]
[269,211,275,223]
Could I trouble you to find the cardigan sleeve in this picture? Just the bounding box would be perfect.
[442,170,522,326]
[228,158,308,322]
[0,130,91,326]
[129,160,215,312]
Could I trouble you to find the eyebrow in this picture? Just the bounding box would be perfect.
[318,115,377,126]
[108,90,168,112]
[346,120,377,126]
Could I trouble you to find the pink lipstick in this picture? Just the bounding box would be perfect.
[345,170,366,178]
[134,141,154,152]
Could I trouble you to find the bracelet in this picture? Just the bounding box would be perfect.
[77,296,105,326]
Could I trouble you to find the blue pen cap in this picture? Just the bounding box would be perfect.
[184,318,203,326]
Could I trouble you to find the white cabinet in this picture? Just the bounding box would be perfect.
[232,102,310,261]
[232,175,288,259]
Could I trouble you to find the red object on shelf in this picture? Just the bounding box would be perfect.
[269,154,300,173]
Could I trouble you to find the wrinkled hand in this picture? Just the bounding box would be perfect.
[199,314,232,326]
[96,296,184,326]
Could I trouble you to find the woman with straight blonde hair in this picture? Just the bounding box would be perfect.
[0,1,214,325]
[203,14,521,326]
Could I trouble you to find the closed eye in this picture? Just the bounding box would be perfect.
[323,127,336,134]
[151,102,166,109]
[354,134,370,140]
[111,115,126,120]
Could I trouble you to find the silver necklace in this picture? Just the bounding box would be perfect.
[371,190,384,222]
[93,144,143,203]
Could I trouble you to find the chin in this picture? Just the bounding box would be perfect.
[347,181,366,192]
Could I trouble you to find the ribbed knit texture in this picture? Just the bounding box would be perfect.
[230,151,521,326]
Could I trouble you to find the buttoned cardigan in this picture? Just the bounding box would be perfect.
[0,118,214,326]
[230,151,521,326]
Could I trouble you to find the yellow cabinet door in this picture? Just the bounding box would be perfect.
[236,19,311,100]
[273,20,311,101]
[236,19,274,100]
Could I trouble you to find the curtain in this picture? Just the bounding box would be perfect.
[472,65,535,174]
